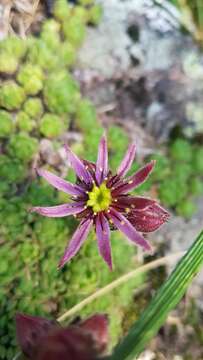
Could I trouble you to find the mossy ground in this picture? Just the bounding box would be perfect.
[0,1,203,359]
[0,2,141,359]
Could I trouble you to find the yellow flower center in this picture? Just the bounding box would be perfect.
[87,182,112,213]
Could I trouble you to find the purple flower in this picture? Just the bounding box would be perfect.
[16,312,108,360]
[31,135,169,270]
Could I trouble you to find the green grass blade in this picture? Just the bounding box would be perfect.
[110,230,203,360]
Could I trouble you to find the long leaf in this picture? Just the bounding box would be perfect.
[110,230,203,360]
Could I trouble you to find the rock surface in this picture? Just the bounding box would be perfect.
[78,0,203,142]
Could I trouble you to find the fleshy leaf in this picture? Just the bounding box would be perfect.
[79,314,109,353]
[16,313,58,358]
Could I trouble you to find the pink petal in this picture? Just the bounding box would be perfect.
[114,195,156,211]
[112,160,156,195]
[95,213,112,270]
[58,218,93,268]
[37,169,84,196]
[108,208,151,251]
[95,135,108,185]
[31,202,85,218]
[16,313,58,358]
[128,203,170,232]
[79,314,109,353]
[64,145,93,184]
[117,143,136,178]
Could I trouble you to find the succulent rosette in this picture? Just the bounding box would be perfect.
[16,312,108,360]
[31,135,169,269]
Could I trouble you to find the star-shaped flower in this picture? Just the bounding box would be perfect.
[16,312,108,360]
[31,135,169,270]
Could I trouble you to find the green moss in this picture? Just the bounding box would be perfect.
[0,111,14,137]
[0,36,26,59]
[72,6,89,23]
[41,20,61,50]
[40,114,65,138]
[190,178,203,195]
[176,200,197,219]
[60,42,77,67]
[27,38,59,71]
[159,178,188,207]
[43,72,80,114]
[0,52,19,74]
[78,0,94,5]
[16,111,35,132]
[84,127,104,162]
[88,4,103,25]
[172,163,192,182]
[23,98,43,119]
[0,81,25,110]
[76,98,97,132]
[17,63,44,95]
[7,133,38,162]
[62,17,86,47]
[193,147,203,173]
[170,139,193,162]
[0,155,26,183]
[53,0,71,21]
[66,230,143,347]
[108,126,129,171]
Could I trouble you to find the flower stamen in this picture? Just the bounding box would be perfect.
[87,182,112,213]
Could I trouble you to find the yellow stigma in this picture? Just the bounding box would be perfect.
[87,182,112,213]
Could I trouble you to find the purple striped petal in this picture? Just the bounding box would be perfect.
[108,208,151,251]
[31,202,85,218]
[64,145,93,184]
[37,169,84,197]
[95,135,108,185]
[117,143,136,178]
[95,213,112,270]
[112,160,156,195]
[128,203,170,233]
[58,218,93,268]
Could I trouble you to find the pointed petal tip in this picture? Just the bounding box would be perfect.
[35,167,42,177]
[151,159,156,167]
[58,258,65,270]
[144,242,153,253]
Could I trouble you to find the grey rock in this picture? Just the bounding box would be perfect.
[78,0,203,141]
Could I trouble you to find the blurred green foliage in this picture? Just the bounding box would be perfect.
[150,138,203,219]
[170,0,203,44]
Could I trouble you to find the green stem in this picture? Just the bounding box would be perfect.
[110,230,203,360]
